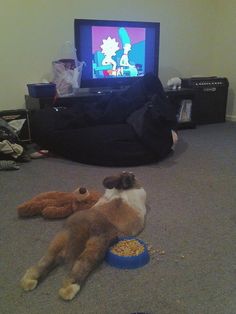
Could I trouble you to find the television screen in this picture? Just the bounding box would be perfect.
[74,19,160,91]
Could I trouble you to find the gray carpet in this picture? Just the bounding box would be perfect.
[1,122,236,314]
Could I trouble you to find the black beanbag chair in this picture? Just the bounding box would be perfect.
[47,124,157,166]
[30,74,177,166]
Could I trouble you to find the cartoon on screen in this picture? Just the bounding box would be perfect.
[92,26,146,78]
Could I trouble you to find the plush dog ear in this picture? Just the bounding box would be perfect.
[120,172,135,189]
[103,176,120,189]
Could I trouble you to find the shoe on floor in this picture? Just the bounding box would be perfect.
[0,160,20,170]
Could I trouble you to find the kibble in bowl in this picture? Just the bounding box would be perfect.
[105,237,150,269]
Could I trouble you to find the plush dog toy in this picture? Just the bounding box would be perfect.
[17,187,101,219]
[167,77,182,90]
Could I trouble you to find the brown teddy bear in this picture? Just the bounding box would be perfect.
[17,187,101,219]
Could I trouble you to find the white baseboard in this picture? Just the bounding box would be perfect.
[226,115,236,122]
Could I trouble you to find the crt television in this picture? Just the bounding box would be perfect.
[74,19,160,91]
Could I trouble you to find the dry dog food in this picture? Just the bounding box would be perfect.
[111,239,145,256]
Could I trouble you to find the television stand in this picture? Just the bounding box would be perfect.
[165,88,196,129]
[25,87,197,129]
[74,86,130,96]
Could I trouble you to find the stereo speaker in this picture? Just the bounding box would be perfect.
[181,77,229,124]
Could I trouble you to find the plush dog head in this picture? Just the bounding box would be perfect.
[103,171,139,190]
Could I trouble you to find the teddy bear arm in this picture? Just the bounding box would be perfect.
[35,191,69,200]
[42,204,73,219]
[17,200,47,217]
[17,198,59,217]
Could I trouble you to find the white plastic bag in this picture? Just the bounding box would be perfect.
[52,59,84,97]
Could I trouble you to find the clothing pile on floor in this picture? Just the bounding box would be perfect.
[0,118,49,171]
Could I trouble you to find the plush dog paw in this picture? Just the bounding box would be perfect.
[59,284,80,301]
[21,276,38,291]
[20,268,38,291]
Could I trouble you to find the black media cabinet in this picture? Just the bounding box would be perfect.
[25,88,197,129]
[25,76,229,128]
[165,88,196,129]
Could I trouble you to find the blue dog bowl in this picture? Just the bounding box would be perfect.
[105,236,150,269]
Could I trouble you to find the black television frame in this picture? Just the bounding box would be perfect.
[74,18,160,91]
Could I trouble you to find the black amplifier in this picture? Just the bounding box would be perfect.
[181,77,229,124]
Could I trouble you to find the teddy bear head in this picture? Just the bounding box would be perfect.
[73,187,90,201]
[72,187,102,212]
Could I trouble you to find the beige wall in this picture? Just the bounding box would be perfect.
[210,0,236,120]
[0,0,235,119]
